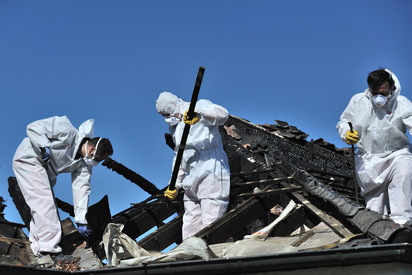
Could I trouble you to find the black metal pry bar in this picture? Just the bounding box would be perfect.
[169,66,205,190]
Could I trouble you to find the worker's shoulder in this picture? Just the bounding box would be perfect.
[197,99,226,108]
[396,95,412,108]
[397,94,412,102]
[349,92,367,103]
[51,116,77,127]
[53,115,72,122]
[197,98,213,104]
[27,115,72,127]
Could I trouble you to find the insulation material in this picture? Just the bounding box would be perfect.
[244,200,298,240]
[210,223,343,257]
[102,223,153,266]
[102,223,215,267]
[120,237,216,267]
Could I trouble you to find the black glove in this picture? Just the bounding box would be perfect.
[165,133,175,150]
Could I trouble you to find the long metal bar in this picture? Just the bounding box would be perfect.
[348,122,360,204]
[169,66,205,190]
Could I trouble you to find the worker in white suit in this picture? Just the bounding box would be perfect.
[156,92,230,240]
[337,69,412,225]
[12,116,113,256]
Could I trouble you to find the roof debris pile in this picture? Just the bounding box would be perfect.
[0,196,35,267]
[2,115,412,274]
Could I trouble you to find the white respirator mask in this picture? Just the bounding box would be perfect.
[164,113,182,126]
[165,117,180,126]
[372,94,389,108]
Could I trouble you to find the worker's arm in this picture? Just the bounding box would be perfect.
[401,99,412,136]
[195,99,229,126]
[71,166,92,225]
[336,94,361,143]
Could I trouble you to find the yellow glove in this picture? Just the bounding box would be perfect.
[164,187,178,201]
[345,130,359,145]
[183,110,201,125]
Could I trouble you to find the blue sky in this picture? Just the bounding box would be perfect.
[1,1,411,236]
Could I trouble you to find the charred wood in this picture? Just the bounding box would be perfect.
[102,158,160,196]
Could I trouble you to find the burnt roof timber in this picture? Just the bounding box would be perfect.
[231,176,294,187]
[134,175,289,249]
[266,177,355,240]
[0,220,25,228]
[230,167,281,177]
[250,160,357,238]
[288,190,355,238]
[236,186,303,199]
[111,196,182,240]
[221,116,362,238]
[225,115,353,177]
[0,236,31,245]
[137,215,183,251]
[194,183,286,245]
[130,200,183,208]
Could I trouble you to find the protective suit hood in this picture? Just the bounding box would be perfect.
[156,92,179,115]
[365,69,401,111]
[79,119,95,139]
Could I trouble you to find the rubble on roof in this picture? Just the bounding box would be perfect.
[0,196,36,266]
[2,115,412,273]
[259,119,309,140]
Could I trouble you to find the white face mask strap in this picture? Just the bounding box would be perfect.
[85,140,89,156]
[92,138,102,159]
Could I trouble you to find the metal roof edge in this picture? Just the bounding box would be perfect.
[1,243,411,275]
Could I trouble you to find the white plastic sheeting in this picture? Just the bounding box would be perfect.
[102,223,216,267]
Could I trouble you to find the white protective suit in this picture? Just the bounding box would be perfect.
[156,92,231,240]
[337,69,412,224]
[12,116,95,254]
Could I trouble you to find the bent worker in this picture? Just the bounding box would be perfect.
[156,92,230,240]
[12,116,113,256]
[337,68,412,225]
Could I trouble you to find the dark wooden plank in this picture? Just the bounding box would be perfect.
[137,215,183,251]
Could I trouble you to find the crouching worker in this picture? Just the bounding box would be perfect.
[12,116,113,256]
[156,92,230,240]
[337,68,412,226]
